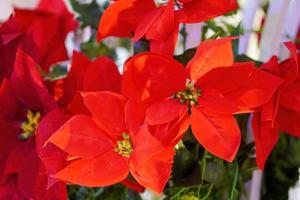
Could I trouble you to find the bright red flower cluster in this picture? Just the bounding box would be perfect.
[0,0,299,198]
[0,0,76,199]
[97,0,238,55]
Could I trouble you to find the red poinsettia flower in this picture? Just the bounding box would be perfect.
[0,47,66,199]
[97,0,238,55]
[58,51,122,106]
[122,37,282,161]
[0,17,37,83]
[40,51,150,194]
[46,91,174,194]
[252,42,299,170]
[14,0,77,72]
[37,51,145,192]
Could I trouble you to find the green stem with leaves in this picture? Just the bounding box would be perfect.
[198,150,208,199]
[230,163,239,200]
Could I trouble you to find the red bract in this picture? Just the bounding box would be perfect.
[122,37,282,162]
[14,0,77,72]
[36,51,122,175]
[252,42,299,170]
[97,0,238,55]
[58,51,122,106]
[36,52,145,192]
[0,17,38,83]
[47,91,174,194]
[0,48,66,199]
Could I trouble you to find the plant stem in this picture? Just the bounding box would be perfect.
[198,150,208,199]
[200,184,214,200]
[230,163,239,200]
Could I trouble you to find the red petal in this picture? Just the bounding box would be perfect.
[125,100,149,134]
[18,148,67,200]
[145,1,175,41]
[252,114,279,170]
[0,17,38,80]
[14,0,77,71]
[149,113,190,146]
[284,42,298,66]
[0,17,22,44]
[122,53,187,103]
[130,156,173,194]
[42,182,67,200]
[187,37,235,81]
[17,148,41,198]
[198,90,243,114]
[97,0,156,40]
[133,8,163,41]
[0,79,23,120]
[121,179,145,193]
[277,107,300,137]
[10,47,57,112]
[260,95,279,123]
[197,62,283,113]
[92,152,129,185]
[176,0,238,23]
[81,91,127,139]
[60,51,91,106]
[279,42,299,84]
[149,22,179,56]
[145,98,187,125]
[61,52,121,106]
[0,119,19,173]
[67,93,91,116]
[130,127,165,167]
[36,108,70,187]
[54,152,129,187]
[261,56,280,75]
[190,107,240,161]
[130,127,174,194]
[48,115,113,159]
[0,177,22,199]
[83,56,121,93]
[280,83,300,111]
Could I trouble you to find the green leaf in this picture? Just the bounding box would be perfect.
[69,0,102,29]
[80,38,116,59]
[174,48,196,66]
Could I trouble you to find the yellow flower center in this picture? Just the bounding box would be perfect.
[19,110,41,140]
[174,81,201,106]
[114,133,133,157]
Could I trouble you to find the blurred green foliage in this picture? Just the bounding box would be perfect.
[67,184,141,200]
[262,134,300,200]
[69,0,103,29]
[80,38,116,59]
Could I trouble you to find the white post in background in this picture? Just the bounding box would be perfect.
[185,23,202,50]
[289,168,300,200]
[248,1,292,200]
[279,0,300,59]
[238,0,263,55]
[259,0,292,62]
[0,0,14,21]
[0,0,39,21]
[238,1,263,199]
